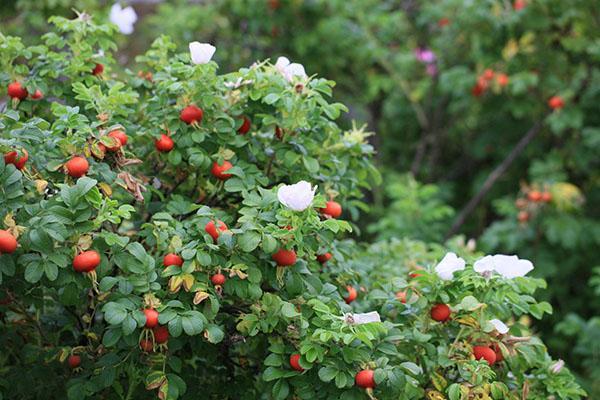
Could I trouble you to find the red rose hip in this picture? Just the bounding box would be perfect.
[92,63,104,76]
[67,354,81,369]
[344,285,357,304]
[205,220,228,242]
[0,230,18,254]
[140,339,154,352]
[4,149,28,170]
[163,253,183,267]
[65,156,89,178]
[180,105,204,125]
[289,354,304,372]
[316,252,332,264]
[211,161,233,180]
[211,273,226,285]
[144,309,159,328]
[548,96,564,110]
[272,248,297,266]
[153,326,169,344]
[31,89,44,100]
[320,201,342,218]
[355,369,375,389]
[237,116,251,134]
[155,134,174,152]
[108,130,128,146]
[73,250,101,273]
[7,82,28,100]
[473,346,497,365]
[430,303,451,322]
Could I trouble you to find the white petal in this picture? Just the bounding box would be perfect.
[284,63,307,81]
[109,3,137,35]
[118,23,134,35]
[489,319,509,334]
[474,255,495,274]
[493,254,534,278]
[120,6,138,24]
[189,42,216,65]
[346,312,381,325]
[435,252,466,281]
[277,181,316,211]
[275,56,290,72]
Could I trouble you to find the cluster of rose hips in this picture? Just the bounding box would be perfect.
[472,68,509,97]
[516,188,553,223]
[430,304,504,365]
[467,71,566,112]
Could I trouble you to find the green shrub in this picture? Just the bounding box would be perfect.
[0,14,587,400]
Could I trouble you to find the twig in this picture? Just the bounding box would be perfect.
[445,120,544,239]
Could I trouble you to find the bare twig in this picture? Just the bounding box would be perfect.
[445,120,544,239]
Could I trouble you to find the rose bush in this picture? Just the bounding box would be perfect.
[0,12,587,400]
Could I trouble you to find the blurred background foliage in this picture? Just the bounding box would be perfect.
[2,0,598,395]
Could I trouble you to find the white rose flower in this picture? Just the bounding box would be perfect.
[474,255,495,274]
[489,319,509,334]
[277,181,317,211]
[274,56,307,82]
[109,3,137,35]
[189,42,216,65]
[474,254,534,279]
[435,252,466,281]
[492,254,534,278]
[346,311,381,325]
[275,56,291,72]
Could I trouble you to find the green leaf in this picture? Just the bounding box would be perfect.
[238,231,261,252]
[318,366,338,383]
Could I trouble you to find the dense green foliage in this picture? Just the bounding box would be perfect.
[0,0,598,398]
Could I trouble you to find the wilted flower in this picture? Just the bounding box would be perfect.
[274,56,307,82]
[189,42,216,65]
[277,181,316,211]
[223,77,254,89]
[109,3,137,35]
[549,359,565,374]
[435,252,466,280]
[474,254,534,279]
[489,319,509,334]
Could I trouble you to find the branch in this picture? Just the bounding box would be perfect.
[445,120,544,239]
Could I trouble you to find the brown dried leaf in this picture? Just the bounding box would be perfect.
[117,172,147,202]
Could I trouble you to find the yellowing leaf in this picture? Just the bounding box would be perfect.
[193,291,209,305]
[169,235,183,251]
[502,39,519,60]
[77,235,93,250]
[220,148,235,160]
[34,179,48,194]
[426,390,446,400]
[169,276,183,293]
[99,182,113,197]
[233,269,248,280]
[455,316,479,328]
[431,371,447,391]
[3,213,16,228]
[182,274,195,291]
